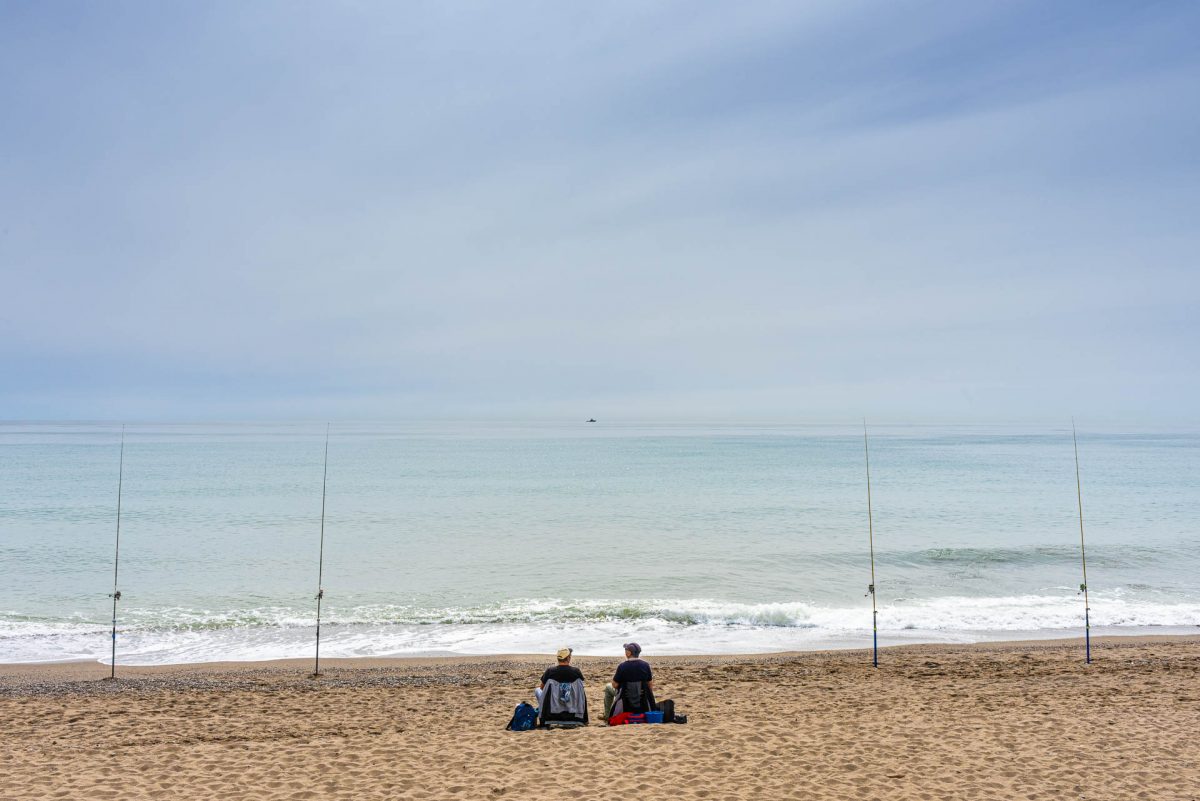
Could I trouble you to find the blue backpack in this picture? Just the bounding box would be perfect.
[506,702,539,731]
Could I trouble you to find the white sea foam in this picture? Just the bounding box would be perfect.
[3,593,1198,665]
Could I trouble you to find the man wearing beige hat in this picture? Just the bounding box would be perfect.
[535,647,588,725]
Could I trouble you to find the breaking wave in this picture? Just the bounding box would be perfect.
[3,592,1199,664]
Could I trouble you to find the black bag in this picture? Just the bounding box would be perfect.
[621,681,654,714]
[657,699,675,723]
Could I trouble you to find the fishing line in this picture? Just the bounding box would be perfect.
[1072,419,1091,664]
[863,420,878,668]
[313,423,330,677]
[108,425,125,680]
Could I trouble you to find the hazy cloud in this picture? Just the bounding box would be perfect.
[2,1,1197,420]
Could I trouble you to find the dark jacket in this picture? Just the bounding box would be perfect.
[540,677,589,725]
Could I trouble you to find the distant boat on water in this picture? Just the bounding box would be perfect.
[586,418,597,423]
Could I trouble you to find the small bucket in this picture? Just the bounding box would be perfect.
[644,711,664,724]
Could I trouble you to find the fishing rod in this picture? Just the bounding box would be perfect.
[313,423,330,677]
[1072,419,1091,664]
[108,425,125,680]
[863,420,878,668]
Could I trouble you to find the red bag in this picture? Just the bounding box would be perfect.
[608,712,646,726]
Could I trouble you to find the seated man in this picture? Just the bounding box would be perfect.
[535,647,588,726]
[604,641,656,722]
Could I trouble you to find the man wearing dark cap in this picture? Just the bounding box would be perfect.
[604,642,654,721]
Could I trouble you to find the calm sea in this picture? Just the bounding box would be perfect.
[2,422,1198,664]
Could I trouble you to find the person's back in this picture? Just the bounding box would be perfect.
[613,657,651,689]
[541,662,584,686]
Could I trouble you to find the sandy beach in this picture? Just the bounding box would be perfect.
[2,636,1198,801]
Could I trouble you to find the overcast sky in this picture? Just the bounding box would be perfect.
[2,1,1197,422]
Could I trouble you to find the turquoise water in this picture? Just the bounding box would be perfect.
[2,422,1198,664]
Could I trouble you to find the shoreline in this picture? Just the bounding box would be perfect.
[7,613,1197,667]
[3,632,1196,690]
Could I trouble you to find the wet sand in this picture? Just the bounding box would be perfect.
[2,635,1199,800]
